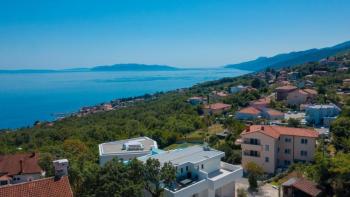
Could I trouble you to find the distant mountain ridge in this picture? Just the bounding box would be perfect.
[225,40,350,71]
[0,64,179,73]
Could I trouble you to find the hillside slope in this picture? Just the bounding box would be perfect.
[225,40,350,71]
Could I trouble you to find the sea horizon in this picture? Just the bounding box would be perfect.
[0,68,250,130]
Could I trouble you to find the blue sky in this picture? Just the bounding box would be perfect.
[0,0,350,69]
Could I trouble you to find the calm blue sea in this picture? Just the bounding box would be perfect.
[0,68,250,129]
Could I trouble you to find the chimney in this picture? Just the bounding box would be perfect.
[261,126,264,131]
[246,126,250,132]
[19,159,23,174]
[53,159,69,180]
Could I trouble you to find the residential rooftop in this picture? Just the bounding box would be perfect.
[99,137,158,156]
[306,103,340,110]
[282,177,322,197]
[0,176,73,197]
[237,106,261,115]
[203,103,231,110]
[0,153,42,177]
[242,125,319,139]
[138,145,224,166]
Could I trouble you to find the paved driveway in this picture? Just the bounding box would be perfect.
[235,178,280,197]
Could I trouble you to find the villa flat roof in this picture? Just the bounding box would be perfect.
[138,146,224,166]
[99,137,157,156]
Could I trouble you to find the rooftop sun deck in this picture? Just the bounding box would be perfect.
[138,145,224,165]
[99,137,157,156]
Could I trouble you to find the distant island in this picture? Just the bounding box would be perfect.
[2,40,350,73]
[225,40,350,71]
[0,63,179,73]
[91,63,178,71]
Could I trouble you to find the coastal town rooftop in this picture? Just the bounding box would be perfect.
[0,176,73,197]
[242,125,319,139]
[138,145,224,166]
[99,137,158,156]
[203,103,231,110]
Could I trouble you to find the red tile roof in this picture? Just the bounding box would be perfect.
[0,153,42,176]
[264,109,284,116]
[238,107,261,115]
[284,177,322,197]
[0,176,73,197]
[250,97,271,107]
[204,103,231,110]
[242,125,319,139]
[303,88,317,95]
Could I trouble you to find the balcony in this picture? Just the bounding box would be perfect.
[207,162,243,190]
[166,170,208,192]
[243,151,261,157]
[164,178,208,197]
[243,138,261,145]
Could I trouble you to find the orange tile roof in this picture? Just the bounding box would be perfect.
[214,91,228,97]
[0,176,73,197]
[0,153,42,176]
[291,178,322,197]
[204,103,231,110]
[265,109,284,116]
[238,107,261,115]
[242,125,319,139]
[303,88,317,95]
[189,96,204,100]
[250,97,271,106]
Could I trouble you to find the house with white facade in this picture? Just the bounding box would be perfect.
[98,137,158,166]
[305,104,341,127]
[230,85,247,94]
[138,146,243,197]
[187,96,206,105]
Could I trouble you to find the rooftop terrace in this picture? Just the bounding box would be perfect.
[138,145,224,165]
[99,137,157,156]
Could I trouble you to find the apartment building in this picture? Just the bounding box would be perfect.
[305,104,341,127]
[275,85,298,101]
[138,146,243,197]
[98,137,158,166]
[240,125,319,174]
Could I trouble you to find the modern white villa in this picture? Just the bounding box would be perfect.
[98,137,158,166]
[138,145,243,197]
